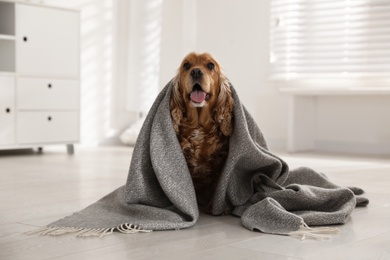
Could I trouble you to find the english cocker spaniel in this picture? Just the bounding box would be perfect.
[170,52,234,212]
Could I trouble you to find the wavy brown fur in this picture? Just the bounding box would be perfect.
[170,52,234,210]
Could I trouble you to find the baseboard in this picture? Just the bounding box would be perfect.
[314,140,390,156]
[265,138,287,152]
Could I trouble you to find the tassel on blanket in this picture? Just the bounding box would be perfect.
[25,223,152,238]
[288,222,340,241]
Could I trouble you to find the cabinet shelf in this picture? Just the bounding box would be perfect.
[0,1,16,73]
[0,34,16,40]
[0,2,15,36]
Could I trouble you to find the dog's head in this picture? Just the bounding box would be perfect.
[171,52,233,136]
[174,52,227,108]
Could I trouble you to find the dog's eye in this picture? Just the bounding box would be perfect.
[183,62,191,71]
[207,62,215,70]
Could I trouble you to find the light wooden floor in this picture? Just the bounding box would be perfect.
[1,146,390,260]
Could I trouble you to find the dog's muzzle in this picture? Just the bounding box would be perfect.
[190,83,210,104]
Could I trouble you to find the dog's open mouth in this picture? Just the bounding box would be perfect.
[190,83,210,103]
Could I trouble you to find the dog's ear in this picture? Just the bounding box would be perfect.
[170,75,185,134]
[214,74,234,136]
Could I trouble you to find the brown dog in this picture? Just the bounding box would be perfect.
[170,52,234,212]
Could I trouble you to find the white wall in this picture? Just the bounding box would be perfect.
[38,0,200,146]
[159,0,197,87]
[316,96,390,154]
[159,0,188,88]
[34,0,137,146]
[31,0,390,154]
[194,0,288,150]
[191,0,390,155]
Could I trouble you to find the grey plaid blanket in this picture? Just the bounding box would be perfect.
[29,80,368,240]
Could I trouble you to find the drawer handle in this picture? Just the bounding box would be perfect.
[48,83,52,89]
[23,36,28,42]
[48,116,52,121]
[5,108,11,113]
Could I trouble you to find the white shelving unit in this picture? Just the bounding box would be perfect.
[0,1,79,154]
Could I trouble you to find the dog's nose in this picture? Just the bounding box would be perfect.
[190,68,203,79]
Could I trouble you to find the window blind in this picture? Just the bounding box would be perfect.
[270,0,390,80]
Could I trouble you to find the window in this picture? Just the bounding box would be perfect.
[270,0,390,80]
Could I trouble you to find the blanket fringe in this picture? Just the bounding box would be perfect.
[24,223,152,238]
[288,222,340,241]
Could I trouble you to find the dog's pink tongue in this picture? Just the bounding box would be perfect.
[190,90,206,103]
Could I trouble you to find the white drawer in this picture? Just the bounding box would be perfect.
[17,78,79,110]
[17,111,79,144]
[0,76,15,145]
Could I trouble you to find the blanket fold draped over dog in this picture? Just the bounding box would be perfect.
[30,80,368,239]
